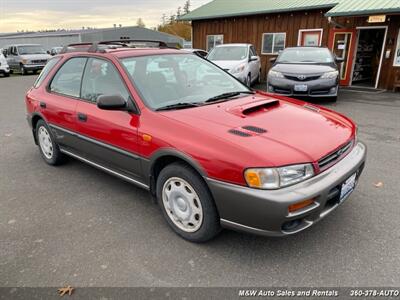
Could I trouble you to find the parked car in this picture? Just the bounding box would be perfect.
[207,43,261,86]
[183,48,208,58]
[50,47,63,56]
[0,51,10,77]
[4,44,51,75]
[267,47,342,101]
[25,41,366,242]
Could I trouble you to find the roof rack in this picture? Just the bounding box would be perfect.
[60,39,174,54]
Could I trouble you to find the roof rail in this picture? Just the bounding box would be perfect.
[60,43,93,54]
[60,39,175,54]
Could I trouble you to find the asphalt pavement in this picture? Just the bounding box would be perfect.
[0,76,399,287]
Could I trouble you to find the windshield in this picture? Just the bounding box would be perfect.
[207,46,248,61]
[121,54,250,110]
[18,45,47,55]
[277,48,334,63]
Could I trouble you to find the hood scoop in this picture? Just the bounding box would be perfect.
[228,99,280,118]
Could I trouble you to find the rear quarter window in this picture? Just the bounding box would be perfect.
[33,57,61,88]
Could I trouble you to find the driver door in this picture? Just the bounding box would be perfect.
[75,57,143,181]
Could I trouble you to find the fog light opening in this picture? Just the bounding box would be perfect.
[282,219,302,231]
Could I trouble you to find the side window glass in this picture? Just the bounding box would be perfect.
[81,58,130,103]
[49,57,87,98]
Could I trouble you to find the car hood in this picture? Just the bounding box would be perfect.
[210,60,245,71]
[272,63,336,75]
[159,93,354,167]
[21,54,51,60]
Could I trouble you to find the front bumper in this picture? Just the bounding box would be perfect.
[207,142,367,236]
[0,66,10,74]
[23,64,45,71]
[267,77,338,97]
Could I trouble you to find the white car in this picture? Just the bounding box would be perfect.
[207,43,261,86]
[0,51,10,77]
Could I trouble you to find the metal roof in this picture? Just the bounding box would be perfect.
[180,0,400,20]
[325,0,400,16]
[180,0,339,20]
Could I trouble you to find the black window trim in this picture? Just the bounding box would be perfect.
[46,54,140,115]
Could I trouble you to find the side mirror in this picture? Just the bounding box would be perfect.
[46,50,50,55]
[269,57,277,64]
[249,55,259,62]
[97,94,127,111]
[2,50,7,57]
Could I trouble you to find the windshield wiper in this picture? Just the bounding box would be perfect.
[205,91,255,103]
[155,102,200,111]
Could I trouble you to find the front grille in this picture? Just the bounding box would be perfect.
[318,140,353,169]
[284,75,321,81]
[31,59,47,64]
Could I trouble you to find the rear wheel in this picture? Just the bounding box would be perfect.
[156,162,221,242]
[36,120,65,165]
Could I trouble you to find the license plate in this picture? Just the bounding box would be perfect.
[340,173,357,202]
[294,84,308,92]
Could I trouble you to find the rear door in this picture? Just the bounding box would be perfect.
[74,57,142,181]
[44,57,87,150]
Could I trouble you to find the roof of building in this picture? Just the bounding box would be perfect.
[0,26,181,41]
[180,0,400,20]
[325,0,400,17]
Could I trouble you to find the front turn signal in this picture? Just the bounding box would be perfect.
[288,199,315,213]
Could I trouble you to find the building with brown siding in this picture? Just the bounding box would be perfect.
[181,0,400,90]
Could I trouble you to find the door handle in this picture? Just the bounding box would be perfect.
[40,101,46,108]
[77,112,87,122]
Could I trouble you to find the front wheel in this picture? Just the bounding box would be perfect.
[4,72,10,77]
[156,162,221,242]
[246,74,251,87]
[20,65,27,75]
[36,120,65,165]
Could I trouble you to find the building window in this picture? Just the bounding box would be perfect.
[394,30,400,66]
[207,35,223,51]
[298,29,323,47]
[262,33,286,54]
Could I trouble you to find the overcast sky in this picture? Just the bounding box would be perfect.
[0,0,210,32]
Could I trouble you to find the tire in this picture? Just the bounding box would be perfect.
[329,96,337,102]
[246,74,251,87]
[4,72,10,77]
[257,69,261,84]
[35,120,65,165]
[156,162,221,242]
[20,65,27,75]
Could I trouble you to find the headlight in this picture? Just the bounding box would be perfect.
[244,164,315,189]
[268,70,284,78]
[231,63,246,74]
[320,71,339,79]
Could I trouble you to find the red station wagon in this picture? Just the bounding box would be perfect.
[25,40,366,242]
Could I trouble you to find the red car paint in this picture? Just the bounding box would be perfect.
[25,48,356,186]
